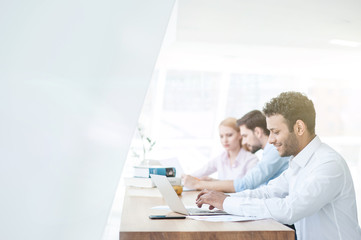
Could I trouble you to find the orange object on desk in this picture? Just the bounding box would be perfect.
[172,185,183,195]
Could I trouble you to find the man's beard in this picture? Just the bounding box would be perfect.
[279,132,299,157]
[250,144,262,154]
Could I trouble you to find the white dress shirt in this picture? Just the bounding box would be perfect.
[223,136,361,240]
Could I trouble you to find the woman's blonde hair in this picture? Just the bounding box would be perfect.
[219,117,239,132]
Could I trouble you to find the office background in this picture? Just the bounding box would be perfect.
[2,1,360,240]
[118,1,361,239]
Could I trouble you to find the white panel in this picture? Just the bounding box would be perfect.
[0,0,175,240]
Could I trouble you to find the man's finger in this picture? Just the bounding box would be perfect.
[196,189,208,200]
[195,194,203,204]
[196,197,204,208]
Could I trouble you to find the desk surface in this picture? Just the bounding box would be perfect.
[119,187,294,240]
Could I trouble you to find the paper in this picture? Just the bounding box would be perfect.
[186,215,265,222]
[151,206,265,222]
[151,205,171,210]
[182,186,197,191]
[151,205,204,210]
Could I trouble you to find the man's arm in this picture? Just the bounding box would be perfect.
[182,174,235,192]
[234,146,289,192]
[224,159,345,224]
[194,168,290,215]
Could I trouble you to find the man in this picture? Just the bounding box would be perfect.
[196,92,361,240]
[183,110,289,193]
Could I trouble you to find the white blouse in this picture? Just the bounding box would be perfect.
[191,148,258,180]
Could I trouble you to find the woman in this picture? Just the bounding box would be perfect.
[186,117,258,182]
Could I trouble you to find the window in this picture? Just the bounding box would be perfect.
[125,45,361,223]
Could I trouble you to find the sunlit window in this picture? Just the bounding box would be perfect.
[124,43,361,224]
[124,1,361,223]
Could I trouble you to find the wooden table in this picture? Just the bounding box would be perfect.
[119,187,294,240]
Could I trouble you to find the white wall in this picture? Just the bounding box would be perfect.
[0,1,174,240]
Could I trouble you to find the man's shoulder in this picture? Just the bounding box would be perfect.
[263,144,290,163]
[263,143,279,155]
[313,143,344,164]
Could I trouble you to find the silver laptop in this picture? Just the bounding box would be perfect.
[150,174,228,216]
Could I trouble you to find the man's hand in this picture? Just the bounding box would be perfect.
[195,189,229,210]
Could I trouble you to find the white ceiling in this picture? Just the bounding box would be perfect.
[174,0,361,50]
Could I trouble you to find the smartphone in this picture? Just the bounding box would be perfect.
[149,215,186,219]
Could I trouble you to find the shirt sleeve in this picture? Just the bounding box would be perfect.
[226,159,345,225]
[224,171,289,218]
[232,169,290,199]
[191,154,220,178]
[233,149,289,192]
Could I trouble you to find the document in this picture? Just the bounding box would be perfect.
[186,215,266,222]
[151,206,265,222]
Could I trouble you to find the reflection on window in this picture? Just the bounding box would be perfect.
[131,69,361,169]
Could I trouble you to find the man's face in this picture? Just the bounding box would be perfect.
[239,125,262,153]
[266,114,299,157]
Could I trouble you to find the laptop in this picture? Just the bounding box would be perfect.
[150,174,229,216]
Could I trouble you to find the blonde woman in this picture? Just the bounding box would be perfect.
[185,117,258,183]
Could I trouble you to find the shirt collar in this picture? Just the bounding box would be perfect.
[292,135,322,168]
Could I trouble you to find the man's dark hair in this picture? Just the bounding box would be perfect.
[237,110,270,136]
[263,91,316,134]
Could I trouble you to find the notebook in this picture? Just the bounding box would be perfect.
[150,174,229,216]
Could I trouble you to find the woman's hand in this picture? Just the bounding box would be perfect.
[182,174,201,190]
[199,176,214,181]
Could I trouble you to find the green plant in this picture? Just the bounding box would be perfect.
[137,125,156,162]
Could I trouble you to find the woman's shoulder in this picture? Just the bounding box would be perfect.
[239,147,259,160]
[217,150,229,160]
[208,150,227,161]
